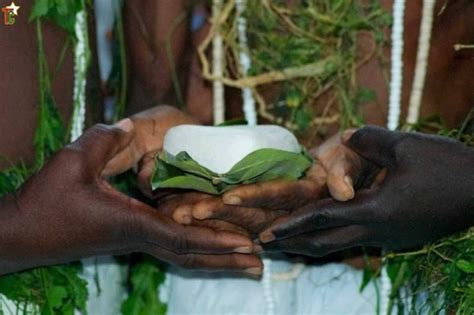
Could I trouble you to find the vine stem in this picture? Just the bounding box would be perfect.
[387,260,409,315]
[40,269,55,315]
[385,228,474,259]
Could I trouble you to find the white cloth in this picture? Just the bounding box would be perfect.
[165,260,377,315]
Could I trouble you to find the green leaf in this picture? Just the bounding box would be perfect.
[286,88,303,108]
[217,118,248,126]
[151,148,313,195]
[356,88,376,105]
[223,148,312,184]
[29,0,50,21]
[153,175,219,195]
[359,266,373,293]
[121,259,167,315]
[456,260,474,274]
[48,286,68,309]
[162,151,216,179]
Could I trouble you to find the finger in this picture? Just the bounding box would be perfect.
[259,190,377,243]
[185,219,251,238]
[156,193,212,221]
[262,225,369,257]
[104,106,195,176]
[102,126,143,177]
[137,151,159,198]
[346,126,404,167]
[102,185,256,255]
[326,154,359,202]
[173,204,194,224]
[222,165,327,210]
[71,119,135,174]
[137,209,256,254]
[147,246,263,274]
[192,197,282,234]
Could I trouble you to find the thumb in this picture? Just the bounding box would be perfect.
[345,126,403,167]
[72,119,135,174]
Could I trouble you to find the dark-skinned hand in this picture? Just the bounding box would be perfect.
[163,130,376,241]
[0,119,261,276]
[102,105,197,197]
[159,192,286,247]
[258,126,474,257]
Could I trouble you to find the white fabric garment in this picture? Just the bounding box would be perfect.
[80,256,127,315]
[165,261,377,315]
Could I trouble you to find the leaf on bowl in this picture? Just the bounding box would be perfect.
[151,148,313,195]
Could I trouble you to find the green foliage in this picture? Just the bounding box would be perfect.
[34,92,66,170]
[383,115,474,314]
[386,229,474,314]
[0,265,88,315]
[29,0,90,37]
[151,148,314,195]
[0,3,89,313]
[0,103,88,314]
[121,259,167,315]
[230,0,391,132]
[0,164,30,193]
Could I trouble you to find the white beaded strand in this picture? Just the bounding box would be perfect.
[212,0,225,125]
[406,0,436,125]
[236,0,257,126]
[235,1,275,313]
[387,0,406,131]
[71,9,90,141]
[383,0,407,313]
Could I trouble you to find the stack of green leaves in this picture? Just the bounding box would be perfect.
[151,148,314,195]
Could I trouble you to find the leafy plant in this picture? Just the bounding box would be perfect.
[207,0,391,134]
[151,148,314,195]
[30,0,91,37]
[0,265,88,315]
[0,2,90,314]
[121,258,167,315]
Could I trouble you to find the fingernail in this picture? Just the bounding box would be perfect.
[344,176,355,199]
[244,267,263,276]
[180,214,192,225]
[223,195,242,205]
[259,231,275,243]
[234,246,253,254]
[173,207,192,224]
[193,207,212,220]
[115,118,133,132]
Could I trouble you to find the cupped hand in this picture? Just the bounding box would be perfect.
[102,105,196,197]
[160,192,286,241]
[161,130,378,241]
[0,120,261,276]
[258,126,474,257]
[218,129,378,213]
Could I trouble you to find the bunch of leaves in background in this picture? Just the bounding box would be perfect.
[0,2,90,314]
[0,265,88,315]
[151,148,313,194]
[121,258,167,315]
[0,105,88,315]
[30,0,91,37]
[217,0,391,134]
